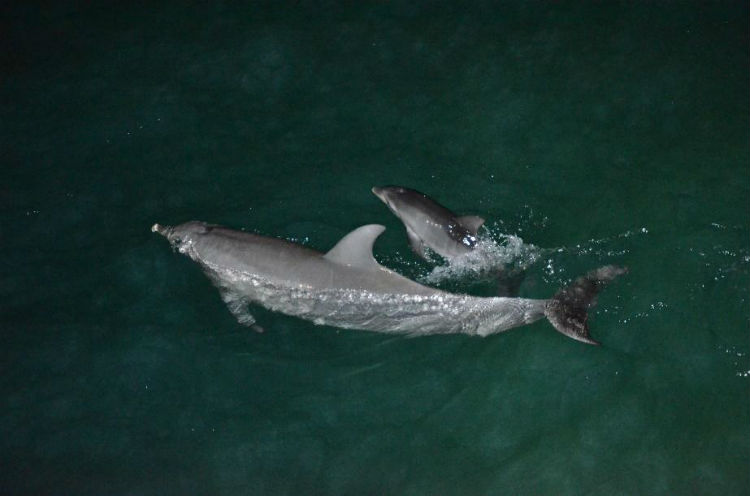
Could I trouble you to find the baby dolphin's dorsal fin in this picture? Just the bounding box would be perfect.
[324,224,385,269]
[457,215,485,235]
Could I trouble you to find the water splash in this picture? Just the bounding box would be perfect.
[720,345,750,378]
[418,222,645,287]
[420,230,545,286]
[536,227,649,286]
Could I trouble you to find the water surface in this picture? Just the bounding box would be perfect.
[2,2,748,494]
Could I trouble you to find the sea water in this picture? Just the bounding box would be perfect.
[2,2,748,494]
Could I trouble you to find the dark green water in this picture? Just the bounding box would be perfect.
[2,2,748,494]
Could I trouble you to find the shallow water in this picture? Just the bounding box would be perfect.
[2,2,748,494]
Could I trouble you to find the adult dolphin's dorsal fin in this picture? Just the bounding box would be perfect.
[324,224,385,269]
[457,215,485,235]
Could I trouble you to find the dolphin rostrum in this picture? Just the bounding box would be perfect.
[152,221,626,344]
[371,186,486,261]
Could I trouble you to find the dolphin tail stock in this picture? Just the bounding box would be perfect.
[544,265,628,345]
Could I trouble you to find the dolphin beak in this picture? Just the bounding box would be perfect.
[151,223,173,240]
[371,186,385,201]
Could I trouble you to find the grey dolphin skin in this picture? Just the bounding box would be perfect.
[372,185,526,295]
[371,186,486,261]
[152,221,626,344]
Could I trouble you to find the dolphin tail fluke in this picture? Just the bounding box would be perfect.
[544,265,628,345]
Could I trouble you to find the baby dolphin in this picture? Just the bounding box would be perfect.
[372,186,486,261]
[372,185,529,295]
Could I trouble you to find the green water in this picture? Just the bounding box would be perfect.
[2,2,748,494]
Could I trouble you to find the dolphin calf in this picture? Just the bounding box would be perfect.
[371,186,486,261]
[372,185,529,295]
[152,221,626,344]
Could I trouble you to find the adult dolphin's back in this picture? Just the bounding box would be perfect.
[152,221,626,344]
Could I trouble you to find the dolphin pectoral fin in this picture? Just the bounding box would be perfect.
[219,288,260,328]
[457,215,485,235]
[406,227,429,261]
[544,265,628,345]
[324,224,385,269]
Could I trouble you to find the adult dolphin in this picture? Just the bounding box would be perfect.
[371,186,485,261]
[152,221,626,345]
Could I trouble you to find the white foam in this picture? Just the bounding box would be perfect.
[420,230,544,286]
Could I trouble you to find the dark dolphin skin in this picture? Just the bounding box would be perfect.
[372,186,486,260]
[372,185,528,295]
[153,221,626,344]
